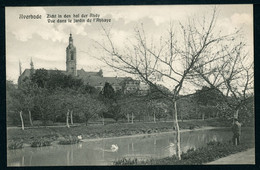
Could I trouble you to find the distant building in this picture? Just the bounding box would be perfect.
[18,33,149,94]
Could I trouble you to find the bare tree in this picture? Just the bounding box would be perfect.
[94,8,240,160]
[193,37,253,122]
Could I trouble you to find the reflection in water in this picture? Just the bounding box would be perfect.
[7,128,254,166]
[29,154,32,165]
[21,156,24,166]
[66,150,69,165]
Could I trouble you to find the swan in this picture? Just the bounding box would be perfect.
[111,144,119,152]
[77,135,83,140]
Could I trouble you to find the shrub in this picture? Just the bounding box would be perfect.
[58,135,80,145]
[114,158,138,165]
[31,138,52,147]
[8,140,23,150]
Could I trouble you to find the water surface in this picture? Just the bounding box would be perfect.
[7,128,254,166]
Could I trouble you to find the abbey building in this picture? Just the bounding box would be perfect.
[18,33,149,94]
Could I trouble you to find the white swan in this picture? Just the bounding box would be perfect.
[111,144,119,152]
[77,135,83,140]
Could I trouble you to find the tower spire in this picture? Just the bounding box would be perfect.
[69,32,73,45]
[30,57,34,70]
[30,57,35,76]
[19,60,22,76]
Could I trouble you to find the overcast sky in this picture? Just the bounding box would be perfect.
[6,5,253,85]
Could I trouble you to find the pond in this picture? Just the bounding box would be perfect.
[7,127,254,166]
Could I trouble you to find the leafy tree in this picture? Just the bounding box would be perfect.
[6,81,25,127]
[107,102,122,122]
[99,82,124,122]
[101,82,116,100]
[33,88,55,125]
[76,94,107,126]
[31,69,86,91]
[7,80,37,127]
[31,69,49,88]
[194,86,224,120]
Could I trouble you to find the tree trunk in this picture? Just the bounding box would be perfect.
[102,115,105,125]
[174,100,181,160]
[28,110,33,126]
[66,109,70,128]
[234,109,239,119]
[70,110,73,125]
[153,112,156,123]
[127,113,130,123]
[233,109,239,124]
[19,111,24,130]
[131,113,134,124]
[181,111,183,122]
[202,112,205,121]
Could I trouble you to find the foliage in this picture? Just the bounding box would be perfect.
[75,93,107,125]
[58,135,80,145]
[195,86,223,106]
[33,88,56,125]
[101,82,116,100]
[31,69,49,88]
[148,100,169,120]
[8,140,23,150]
[31,138,52,147]
[114,158,138,165]
[107,102,122,122]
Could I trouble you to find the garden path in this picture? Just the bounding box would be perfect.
[206,148,255,164]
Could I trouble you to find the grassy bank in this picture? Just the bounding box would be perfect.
[7,119,231,144]
[114,140,255,165]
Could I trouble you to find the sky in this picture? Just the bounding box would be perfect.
[6,5,253,89]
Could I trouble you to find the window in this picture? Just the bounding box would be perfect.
[71,53,74,60]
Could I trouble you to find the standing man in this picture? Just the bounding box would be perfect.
[232,118,242,145]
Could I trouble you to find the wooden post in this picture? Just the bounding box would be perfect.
[70,110,73,125]
[127,113,130,123]
[66,109,70,128]
[153,112,156,123]
[131,113,133,124]
[20,111,24,130]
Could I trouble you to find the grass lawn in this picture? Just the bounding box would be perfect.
[7,118,232,144]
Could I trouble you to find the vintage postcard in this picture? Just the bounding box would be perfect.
[6,5,254,166]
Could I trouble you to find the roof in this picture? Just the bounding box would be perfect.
[77,69,100,77]
[19,68,134,88]
[81,76,128,87]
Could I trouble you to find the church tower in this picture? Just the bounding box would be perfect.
[66,33,77,76]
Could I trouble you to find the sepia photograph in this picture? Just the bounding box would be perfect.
[6,5,254,166]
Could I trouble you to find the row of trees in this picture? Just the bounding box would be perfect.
[7,69,253,128]
[7,70,177,127]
